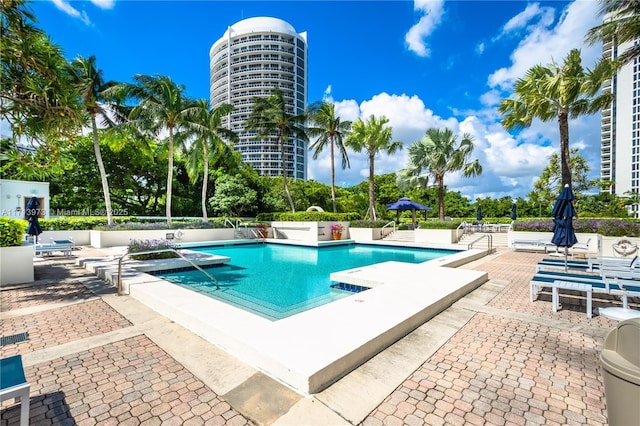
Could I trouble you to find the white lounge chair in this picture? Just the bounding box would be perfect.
[512,239,555,252]
[34,238,74,256]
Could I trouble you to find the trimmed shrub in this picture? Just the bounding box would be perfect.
[418,220,463,230]
[0,218,27,247]
[349,220,389,228]
[127,239,179,260]
[513,218,640,237]
[260,212,360,222]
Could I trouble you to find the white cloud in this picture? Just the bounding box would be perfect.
[488,0,601,91]
[308,1,605,201]
[51,0,115,25]
[90,0,115,9]
[404,0,445,57]
[501,3,555,35]
[51,0,91,25]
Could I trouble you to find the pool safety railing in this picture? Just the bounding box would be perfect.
[117,248,219,295]
[467,234,492,253]
[381,221,396,238]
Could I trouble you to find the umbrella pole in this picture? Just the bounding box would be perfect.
[564,247,568,272]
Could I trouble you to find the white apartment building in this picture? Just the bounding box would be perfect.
[601,36,640,216]
[209,17,308,180]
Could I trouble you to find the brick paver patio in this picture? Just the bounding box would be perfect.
[1,247,635,425]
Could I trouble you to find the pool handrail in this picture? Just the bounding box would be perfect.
[117,248,220,295]
[381,221,396,238]
[468,234,492,253]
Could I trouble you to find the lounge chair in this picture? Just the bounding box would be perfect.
[34,238,74,257]
[511,239,555,252]
[530,269,640,317]
[536,255,638,273]
[0,355,30,426]
[570,238,592,257]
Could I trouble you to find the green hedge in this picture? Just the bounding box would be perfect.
[0,218,27,247]
[258,212,360,221]
[37,216,230,231]
[418,220,463,229]
[513,218,639,237]
[349,220,389,228]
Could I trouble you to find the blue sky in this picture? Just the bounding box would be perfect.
[32,0,605,201]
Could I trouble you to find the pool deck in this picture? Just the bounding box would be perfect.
[1,246,634,425]
[78,243,488,394]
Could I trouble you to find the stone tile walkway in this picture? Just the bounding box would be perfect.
[1,247,635,425]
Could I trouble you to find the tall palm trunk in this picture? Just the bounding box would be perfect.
[330,136,337,213]
[558,111,572,188]
[368,153,376,220]
[201,144,209,222]
[91,116,114,226]
[166,129,174,228]
[437,174,445,220]
[280,134,295,212]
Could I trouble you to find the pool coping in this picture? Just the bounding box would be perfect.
[79,241,488,394]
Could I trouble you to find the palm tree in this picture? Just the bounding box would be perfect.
[1,0,81,157]
[181,99,237,221]
[398,128,482,220]
[586,0,640,66]
[71,55,122,226]
[244,89,308,212]
[121,74,197,227]
[345,115,402,220]
[307,102,352,212]
[499,49,614,188]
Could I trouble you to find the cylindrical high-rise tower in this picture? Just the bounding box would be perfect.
[210,17,308,180]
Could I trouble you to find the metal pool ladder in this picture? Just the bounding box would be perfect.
[117,248,220,295]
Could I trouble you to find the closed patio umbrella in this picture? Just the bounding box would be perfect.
[551,185,578,271]
[476,205,483,222]
[25,196,42,243]
[511,202,517,221]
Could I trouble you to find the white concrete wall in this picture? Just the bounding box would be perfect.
[89,228,236,248]
[415,229,458,244]
[348,228,384,241]
[0,179,50,219]
[0,245,34,286]
[40,230,91,245]
[271,221,349,241]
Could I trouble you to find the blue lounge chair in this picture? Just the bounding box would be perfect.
[0,355,30,426]
[530,269,640,317]
[536,256,638,273]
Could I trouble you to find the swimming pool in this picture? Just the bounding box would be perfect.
[155,243,455,320]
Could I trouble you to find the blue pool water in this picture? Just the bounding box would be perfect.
[155,243,454,320]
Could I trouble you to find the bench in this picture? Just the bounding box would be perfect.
[0,355,30,426]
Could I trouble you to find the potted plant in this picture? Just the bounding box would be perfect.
[331,223,344,240]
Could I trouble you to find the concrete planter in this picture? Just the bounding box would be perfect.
[1,245,33,286]
[40,230,91,245]
[89,228,235,248]
[348,228,385,242]
[415,229,458,244]
[270,221,349,242]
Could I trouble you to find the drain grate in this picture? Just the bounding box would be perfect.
[0,332,29,347]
